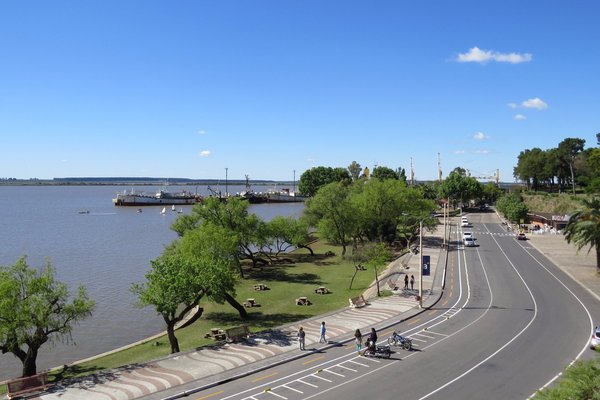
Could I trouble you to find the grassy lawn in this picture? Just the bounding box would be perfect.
[1,238,380,392]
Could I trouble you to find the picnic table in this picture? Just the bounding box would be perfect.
[314,286,330,294]
[296,296,311,305]
[204,327,226,340]
[253,283,269,291]
[243,298,260,307]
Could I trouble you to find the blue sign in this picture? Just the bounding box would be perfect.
[422,255,430,276]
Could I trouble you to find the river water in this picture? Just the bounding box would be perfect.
[0,185,304,380]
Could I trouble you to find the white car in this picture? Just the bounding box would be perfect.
[464,237,477,247]
[461,220,470,227]
[591,326,600,350]
[463,232,473,240]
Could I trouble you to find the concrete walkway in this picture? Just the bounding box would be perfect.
[22,212,600,400]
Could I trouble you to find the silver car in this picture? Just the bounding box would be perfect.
[590,326,600,350]
[464,237,477,247]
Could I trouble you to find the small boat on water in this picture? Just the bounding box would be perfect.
[160,207,166,215]
[113,188,202,206]
[171,204,176,211]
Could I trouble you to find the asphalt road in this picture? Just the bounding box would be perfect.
[162,211,600,400]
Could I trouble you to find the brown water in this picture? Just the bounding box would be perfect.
[0,185,304,379]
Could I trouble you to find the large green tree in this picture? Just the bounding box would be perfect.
[0,258,95,377]
[304,182,358,256]
[440,168,483,208]
[298,166,351,197]
[563,197,600,274]
[347,161,362,182]
[131,227,237,353]
[558,137,586,194]
[371,166,398,181]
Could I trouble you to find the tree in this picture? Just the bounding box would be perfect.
[534,358,600,399]
[0,257,94,377]
[371,166,398,181]
[348,161,362,182]
[304,182,358,256]
[440,169,483,208]
[298,166,351,197]
[558,138,586,195]
[496,194,528,223]
[563,197,600,274]
[259,216,314,259]
[364,243,392,297]
[131,229,237,353]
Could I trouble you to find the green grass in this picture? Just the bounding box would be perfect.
[1,238,379,392]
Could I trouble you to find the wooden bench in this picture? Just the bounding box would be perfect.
[387,280,398,291]
[295,296,311,305]
[225,325,250,343]
[349,295,367,308]
[7,372,51,399]
[314,286,329,294]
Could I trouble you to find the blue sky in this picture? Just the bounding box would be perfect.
[1,1,598,182]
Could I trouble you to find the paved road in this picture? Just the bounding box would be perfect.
[179,210,599,400]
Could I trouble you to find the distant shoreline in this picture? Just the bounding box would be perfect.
[0,178,294,187]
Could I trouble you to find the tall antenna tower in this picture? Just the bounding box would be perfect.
[437,153,443,182]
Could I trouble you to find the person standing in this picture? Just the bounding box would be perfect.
[410,275,415,290]
[319,321,327,343]
[354,329,363,354]
[404,274,409,289]
[297,327,306,350]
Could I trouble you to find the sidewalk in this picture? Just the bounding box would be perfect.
[31,225,448,400]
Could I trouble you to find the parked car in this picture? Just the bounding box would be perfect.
[464,237,477,247]
[590,326,600,350]
[517,233,527,240]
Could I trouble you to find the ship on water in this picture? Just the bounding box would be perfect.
[112,188,202,206]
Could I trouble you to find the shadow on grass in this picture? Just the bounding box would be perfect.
[204,311,313,329]
[245,265,322,285]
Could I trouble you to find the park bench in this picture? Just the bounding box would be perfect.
[349,295,367,308]
[387,280,398,291]
[6,372,51,399]
[314,286,330,294]
[225,325,250,343]
[295,296,311,305]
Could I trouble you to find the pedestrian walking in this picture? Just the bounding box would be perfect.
[297,327,306,350]
[354,329,363,354]
[410,275,415,290]
[319,321,327,343]
[404,274,409,289]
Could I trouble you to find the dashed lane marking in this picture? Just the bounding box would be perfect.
[252,372,278,383]
[195,390,224,400]
[302,356,325,365]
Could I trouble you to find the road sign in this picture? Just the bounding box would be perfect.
[422,255,430,276]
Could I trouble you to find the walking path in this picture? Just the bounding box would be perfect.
[19,212,600,400]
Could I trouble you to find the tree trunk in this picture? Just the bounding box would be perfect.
[22,346,39,377]
[298,244,314,256]
[349,267,359,290]
[224,292,248,319]
[164,318,180,354]
[569,163,576,195]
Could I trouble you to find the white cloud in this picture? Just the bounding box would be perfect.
[522,97,548,110]
[454,150,465,154]
[474,149,490,154]
[514,114,527,120]
[197,130,206,135]
[507,103,518,109]
[455,47,532,64]
[199,150,211,157]
[473,132,489,140]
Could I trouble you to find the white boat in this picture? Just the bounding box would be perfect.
[160,207,166,215]
[171,204,176,211]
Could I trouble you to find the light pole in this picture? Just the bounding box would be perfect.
[293,170,296,193]
[419,219,423,308]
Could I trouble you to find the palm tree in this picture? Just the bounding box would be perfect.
[564,197,600,274]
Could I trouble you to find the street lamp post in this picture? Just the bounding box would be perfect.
[419,219,423,308]
[225,167,228,198]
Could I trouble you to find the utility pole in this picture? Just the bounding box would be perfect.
[410,157,415,185]
[437,153,442,183]
[419,219,423,309]
[293,170,296,193]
